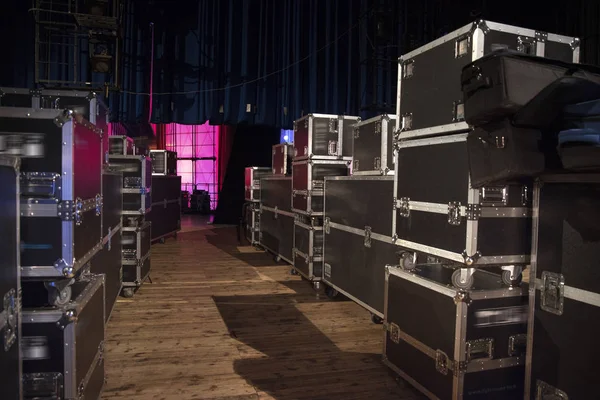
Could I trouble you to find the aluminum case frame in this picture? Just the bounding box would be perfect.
[293,113,359,161]
[259,205,294,265]
[0,155,22,400]
[150,149,178,176]
[272,143,293,176]
[322,175,398,317]
[524,174,600,400]
[108,135,134,156]
[292,215,323,282]
[108,154,152,216]
[392,133,532,277]
[292,159,350,216]
[396,19,580,140]
[21,274,106,400]
[122,221,152,289]
[244,202,261,246]
[383,265,528,400]
[245,166,271,202]
[352,114,398,176]
[1,107,104,279]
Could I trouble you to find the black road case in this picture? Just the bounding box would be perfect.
[91,227,122,323]
[352,114,397,176]
[101,168,123,240]
[2,108,104,280]
[525,174,600,400]
[396,19,580,140]
[0,156,22,400]
[293,215,323,281]
[383,265,528,400]
[259,206,294,265]
[260,176,293,212]
[245,166,271,202]
[292,159,350,216]
[150,149,177,176]
[108,154,152,216]
[22,275,105,400]
[108,135,134,156]
[244,202,261,245]
[121,221,151,297]
[272,143,293,175]
[393,132,531,289]
[323,176,398,318]
[293,113,359,161]
[148,175,181,243]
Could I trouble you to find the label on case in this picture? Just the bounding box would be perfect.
[473,305,528,327]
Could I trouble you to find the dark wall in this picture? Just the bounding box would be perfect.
[213,124,280,225]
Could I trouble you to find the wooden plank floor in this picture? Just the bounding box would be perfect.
[102,227,423,400]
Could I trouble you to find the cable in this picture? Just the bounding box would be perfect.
[121,12,370,97]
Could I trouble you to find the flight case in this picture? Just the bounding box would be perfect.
[0,155,22,400]
[259,176,294,264]
[396,19,580,140]
[292,159,350,216]
[121,221,151,297]
[352,114,397,176]
[292,214,323,282]
[525,174,600,400]
[323,176,398,318]
[393,132,532,289]
[148,175,182,243]
[383,265,528,400]
[245,166,271,202]
[293,113,359,160]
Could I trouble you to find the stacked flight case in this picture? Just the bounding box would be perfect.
[291,114,357,285]
[244,167,271,246]
[383,19,581,399]
[148,150,181,243]
[259,147,295,264]
[525,174,600,399]
[0,155,22,400]
[108,143,152,298]
[0,93,111,399]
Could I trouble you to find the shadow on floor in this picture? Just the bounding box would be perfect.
[213,292,422,400]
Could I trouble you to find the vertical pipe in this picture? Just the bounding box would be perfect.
[148,22,155,123]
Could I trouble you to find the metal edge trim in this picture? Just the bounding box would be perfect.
[401,22,473,61]
[79,346,104,396]
[386,265,456,298]
[322,278,383,318]
[63,320,76,397]
[353,170,395,176]
[465,356,524,373]
[398,132,468,148]
[393,239,464,264]
[74,274,104,313]
[328,222,392,244]
[0,107,74,119]
[398,124,471,140]
[325,175,394,182]
[485,20,537,38]
[469,286,528,300]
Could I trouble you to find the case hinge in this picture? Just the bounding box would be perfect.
[447,202,462,225]
[398,197,410,218]
[2,289,17,351]
[374,157,381,171]
[535,31,548,43]
[521,185,531,206]
[540,271,564,316]
[328,140,338,156]
[353,126,360,139]
[536,381,569,400]
[324,217,330,234]
[466,338,494,362]
[364,226,372,248]
[401,113,413,131]
[466,204,481,220]
[375,122,381,135]
[508,334,527,357]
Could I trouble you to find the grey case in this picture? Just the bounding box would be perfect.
[352,114,397,176]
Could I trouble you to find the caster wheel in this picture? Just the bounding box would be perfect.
[399,252,416,271]
[324,286,339,299]
[274,255,281,263]
[122,288,135,298]
[501,270,523,287]
[160,237,166,244]
[290,268,299,276]
[48,286,72,307]
[451,269,474,290]
[371,313,383,324]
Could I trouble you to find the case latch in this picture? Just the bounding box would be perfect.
[402,60,414,78]
[2,289,17,351]
[328,140,338,156]
[323,263,331,280]
[508,334,527,357]
[540,271,564,316]
[521,185,531,206]
[517,36,536,55]
[448,202,462,225]
[388,322,400,344]
[353,127,360,139]
[324,217,330,234]
[455,35,470,58]
[536,381,569,400]
[466,338,494,362]
[453,101,465,122]
[374,157,381,171]
[328,118,338,133]
[398,197,410,218]
[480,186,508,206]
[353,159,359,171]
[364,226,372,248]
[435,350,450,375]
